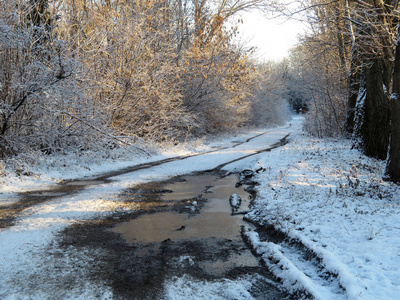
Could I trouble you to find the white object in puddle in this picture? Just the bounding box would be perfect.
[229,194,242,214]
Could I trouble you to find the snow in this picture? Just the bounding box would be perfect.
[164,274,255,300]
[229,194,242,212]
[1,116,399,299]
[243,120,400,299]
[353,86,366,140]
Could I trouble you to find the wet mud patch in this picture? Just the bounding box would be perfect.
[56,171,289,299]
[0,179,110,228]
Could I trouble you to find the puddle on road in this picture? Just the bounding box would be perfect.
[111,174,252,244]
[60,172,288,299]
[161,174,218,201]
[109,173,266,283]
[198,251,259,276]
[65,179,108,186]
[112,211,246,244]
[27,192,67,197]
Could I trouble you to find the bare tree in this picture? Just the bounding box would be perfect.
[0,0,114,157]
[385,28,400,183]
[283,0,400,181]
[0,0,285,164]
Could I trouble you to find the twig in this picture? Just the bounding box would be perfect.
[59,111,152,157]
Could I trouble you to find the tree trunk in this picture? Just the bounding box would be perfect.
[344,0,358,136]
[385,33,400,182]
[359,58,391,159]
[346,51,360,136]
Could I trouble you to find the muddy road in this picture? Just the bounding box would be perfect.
[0,130,289,229]
[0,125,296,299]
[59,171,289,299]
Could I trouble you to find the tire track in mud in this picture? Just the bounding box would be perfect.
[0,128,290,229]
[213,134,290,172]
[242,220,348,299]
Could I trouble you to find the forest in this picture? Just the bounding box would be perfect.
[1,0,400,183]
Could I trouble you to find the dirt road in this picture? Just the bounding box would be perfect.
[0,124,295,299]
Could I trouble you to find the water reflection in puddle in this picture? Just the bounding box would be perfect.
[111,174,252,244]
[27,192,67,197]
[106,173,287,298]
[161,174,218,201]
[65,180,105,186]
[198,251,259,276]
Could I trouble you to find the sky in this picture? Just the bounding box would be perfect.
[237,10,305,62]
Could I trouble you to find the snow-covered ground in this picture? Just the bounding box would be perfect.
[0,116,399,299]
[242,120,400,300]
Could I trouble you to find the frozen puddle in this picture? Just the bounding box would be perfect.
[111,174,252,243]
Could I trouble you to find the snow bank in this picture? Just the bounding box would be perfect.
[246,128,400,299]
